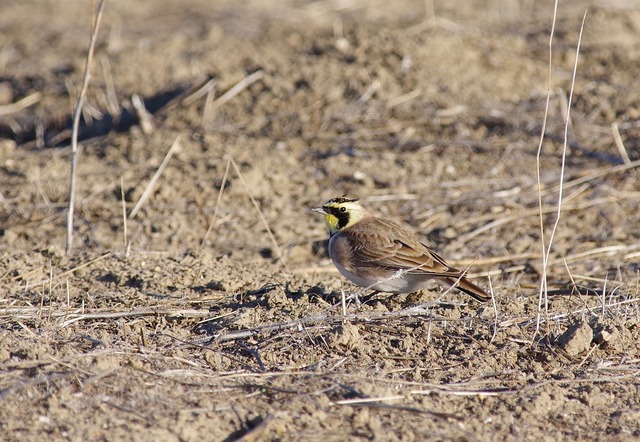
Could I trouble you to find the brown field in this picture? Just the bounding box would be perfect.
[1,1,640,440]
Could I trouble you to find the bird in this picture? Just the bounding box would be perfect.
[313,196,490,302]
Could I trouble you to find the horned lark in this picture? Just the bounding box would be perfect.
[313,197,490,302]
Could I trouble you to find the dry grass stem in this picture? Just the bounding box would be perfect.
[0,92,41,116]
[0,307,210,324]
[129,136,181,220]
[560,158,640,192]
[120,176,128,249]
[211,70,264,110]
[454,252,541,267]
[561,274,624,285]
[182,77,218,106]
[99,54,119,116]
[341,289,347,316]
[358,79,380,103]
[611,122,631,165]
[489,277,498,344]
[536,6,587,338]
[202,156,231,247]
[65,0,106,256]
[333,396,404,405]
[550,243,640,266]
[386,89,421,108]
[534,0,559,337]
[131,93,155,134]
[201,84,217,126]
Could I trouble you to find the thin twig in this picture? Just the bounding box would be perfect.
[536,7,588,339]
[201,82,217,126]
[99,53,120,116]
[611,122,631,165]
[333,395,404,405]
[453,252,541,267]
[386,89,421,108]
[544,8,588,288]
[550,243,640,265]
[0,307,210,322]
[358,80,380,104]
[131,93,155,134]
[211,71,264,109]
[489,277,498,345]
[341,289,347,317]
[201,156,231,247]
[66,0,106,256]
[555,158,640,193]
[129,136,181,219]
[182,77,218,106]
[576,345,599,370]
[120,176,128,249]
[0,92,41,116]
[535,0,558,336]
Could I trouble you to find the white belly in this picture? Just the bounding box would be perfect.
[333,259,431,293]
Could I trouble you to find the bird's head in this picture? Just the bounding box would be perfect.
[313,196,367,235]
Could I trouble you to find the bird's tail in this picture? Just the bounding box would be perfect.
[444,276,491,302]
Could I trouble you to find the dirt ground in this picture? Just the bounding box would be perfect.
[2,0,640,440]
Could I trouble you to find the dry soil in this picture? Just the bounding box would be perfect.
[1,1,640,441]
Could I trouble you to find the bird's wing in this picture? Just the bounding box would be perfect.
[348,220,460,277]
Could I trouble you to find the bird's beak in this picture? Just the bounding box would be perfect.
[311,207,326,214]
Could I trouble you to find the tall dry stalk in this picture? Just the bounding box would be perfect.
[535,6,588,338]
[65,0,106,255]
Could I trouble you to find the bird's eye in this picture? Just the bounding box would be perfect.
[339,207,347,213]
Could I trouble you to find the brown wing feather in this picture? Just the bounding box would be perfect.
[345,217,460,277]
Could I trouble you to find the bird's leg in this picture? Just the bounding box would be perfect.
[349,290,361,307]
[359,290,381,304]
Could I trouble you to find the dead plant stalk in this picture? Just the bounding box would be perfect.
[66,0,106,255]
[535,5,588,338]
